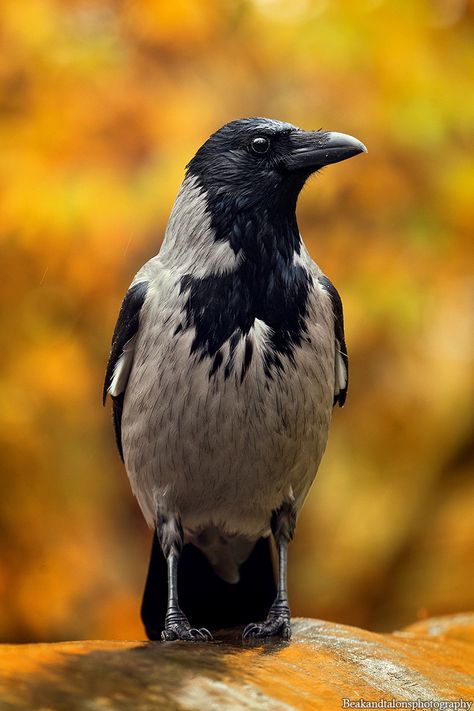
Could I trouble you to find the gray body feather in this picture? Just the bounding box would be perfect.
[111,177,342,583]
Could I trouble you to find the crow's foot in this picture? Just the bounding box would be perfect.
[242,603,291,641]
[161,609,212,641]
[161,623,212,641]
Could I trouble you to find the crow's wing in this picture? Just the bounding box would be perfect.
[103,280,149,459]
[318,275,348,407]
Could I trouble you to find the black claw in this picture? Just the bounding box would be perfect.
[161,623,213,642]
[242,616,291,641]
[242,623,259,639]
[199,627,213,640]
[188,628,204,640]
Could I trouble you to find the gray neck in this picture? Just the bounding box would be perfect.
[158,175,239,278]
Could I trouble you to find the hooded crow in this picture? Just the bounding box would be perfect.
[104,118,366,641]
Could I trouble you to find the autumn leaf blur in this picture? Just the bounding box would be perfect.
[0,0,473,642]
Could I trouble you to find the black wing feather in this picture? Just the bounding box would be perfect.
[103,281,148,459]
[318,275,348,407]
[112,393,125,460]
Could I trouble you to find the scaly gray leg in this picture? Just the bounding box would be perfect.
[243,500,296,641]
[157,512,212,642]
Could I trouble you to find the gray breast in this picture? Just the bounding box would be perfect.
[121,269,336,540]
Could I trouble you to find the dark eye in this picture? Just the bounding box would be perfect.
[250,136,271,155]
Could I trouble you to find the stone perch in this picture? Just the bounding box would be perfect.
[0,615,473,710]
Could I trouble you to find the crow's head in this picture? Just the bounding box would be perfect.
[187,117,366,216]
[161,117,366,272]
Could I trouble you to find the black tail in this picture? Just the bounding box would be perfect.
[141,533,276,640]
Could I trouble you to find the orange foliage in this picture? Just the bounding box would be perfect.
[0,0,473,641]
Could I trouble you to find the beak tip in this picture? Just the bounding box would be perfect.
[285,130,367,171]
[326,131,367,156]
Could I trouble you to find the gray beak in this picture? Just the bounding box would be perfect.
[284,131,367,172]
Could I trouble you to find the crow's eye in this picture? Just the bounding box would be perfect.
[250,136,271,155]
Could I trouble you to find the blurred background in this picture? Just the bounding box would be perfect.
[0,0,473,643]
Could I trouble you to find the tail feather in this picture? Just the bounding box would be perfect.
[141,532,276,640]
[193,529,257,584]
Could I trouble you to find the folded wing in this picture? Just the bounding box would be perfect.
[318,275,348,407]
[103,280,149,459]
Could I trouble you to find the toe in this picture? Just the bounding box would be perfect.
[242,623,261,639]
[281,622,292,640]
[243,617,291,641]
[199,627,213,641]
[188,627,212,641]
[162,624,203,642]
[161,629,177,641]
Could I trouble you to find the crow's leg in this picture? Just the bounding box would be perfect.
[243,500,295,641]
[157,512,212,642]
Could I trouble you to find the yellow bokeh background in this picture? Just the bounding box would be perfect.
[0,0,473,642]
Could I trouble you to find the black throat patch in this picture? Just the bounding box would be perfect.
[178,178,311,380]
